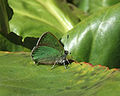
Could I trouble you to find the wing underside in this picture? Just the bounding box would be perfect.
[31,46,63,64]
[36,32,64,53]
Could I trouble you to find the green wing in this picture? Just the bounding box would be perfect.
[32,46,62,64]
[31,32,64,64]
[36,32,64,53]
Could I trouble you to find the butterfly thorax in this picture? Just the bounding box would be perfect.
[55,50,68,65]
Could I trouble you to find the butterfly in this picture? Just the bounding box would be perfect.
[31,32,70,69]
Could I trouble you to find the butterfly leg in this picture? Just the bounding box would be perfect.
[51,61,57,69]
[66,58,70,64]
[63,62,67,69]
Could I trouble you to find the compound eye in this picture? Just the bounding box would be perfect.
[64,50,68,55]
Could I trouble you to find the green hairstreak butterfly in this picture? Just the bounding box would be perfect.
[31,32,69,69]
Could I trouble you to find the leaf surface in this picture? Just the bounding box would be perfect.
[8,0,79,40]
[62,3,120,68]
[73,0,120,13]
[0,34,27,51]
[0,0,10,34]
[0,52,120,96]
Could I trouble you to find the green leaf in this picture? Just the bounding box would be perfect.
[62,3,120,68]
[73,0,89,13]
[89,0,120,13]
[8,0,79,40]
[0,52,120,96]
[0,0,10,34]
[0,23,1,32]
[67,3,88,20]
[0,33,29,51]
[73,0,120,13]
[0,0,27,52]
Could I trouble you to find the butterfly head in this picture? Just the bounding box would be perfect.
[64,50,68,55]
